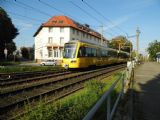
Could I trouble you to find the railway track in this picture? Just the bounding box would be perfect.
[0,68,64,81]
[0,64,126,120]
[0,71,71,88]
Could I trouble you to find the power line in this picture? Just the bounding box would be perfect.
[38,0,84,23]
[82,0,128,36]
[70,1,102,24]
[105,31,115,37]
[8,11,44,23]
[70,1,118,39]
[38,0,66,15]
[14,0,52,17]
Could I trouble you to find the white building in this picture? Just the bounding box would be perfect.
[34,15,108,63]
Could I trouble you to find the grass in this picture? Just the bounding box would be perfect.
[0,66,61,73]
[0,61,21,66]
[19,71,124,120]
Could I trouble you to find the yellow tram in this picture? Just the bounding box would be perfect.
[62,40,129,69]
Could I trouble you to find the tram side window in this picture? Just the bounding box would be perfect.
[108,50,117,57]
[78,47,86,57]
[78,47,97,57]
[121,53,129,58]
[102,50,106,57]
[86,47,92,57]
[91,48,96,57]
[97,49,101,57]
[105,50,108,57]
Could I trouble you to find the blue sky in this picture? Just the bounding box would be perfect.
[0,0,160,55]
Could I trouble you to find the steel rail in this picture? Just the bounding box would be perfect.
[0,65,125,112]
[0,64,126,120]
[0,69,64,82]
[0,71,71,87]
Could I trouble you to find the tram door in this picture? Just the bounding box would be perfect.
[97,49,103,66]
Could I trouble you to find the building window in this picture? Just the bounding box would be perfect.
[49,27,53,32]
[54,49,58,58]
[48,37,53,43]
[84,33,86,38]
[72,28,75,34]
[82,32,85,37]
[86,34,88,39]
[40,50,43,57]
[72,38,75,40]
[77,30,79,36]
[52,21,57,24]
[48,49,52,57]
[60,49,63,58]
[59,20,63,24]
[60,27,64,32]
[60,37,64,45]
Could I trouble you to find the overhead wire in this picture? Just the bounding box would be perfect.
[5,0,117,38]
[14,0,52,17]
[70,1,118,38]
[70,1,102,24]
[38,0,86,24]
[7,11,44,23]
[82,0,128,36]
[3,0,45,23]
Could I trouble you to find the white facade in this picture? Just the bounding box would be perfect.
[34,26,106,62]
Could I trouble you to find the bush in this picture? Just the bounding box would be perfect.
[21,73,123,120]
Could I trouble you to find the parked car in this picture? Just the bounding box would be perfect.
[40,60,57,66]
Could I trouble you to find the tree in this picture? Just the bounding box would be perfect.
[109,35,133,53]
[0,7,19,59]
[147,40,160,60]
[20,46,34,60]
[21,47,29,59]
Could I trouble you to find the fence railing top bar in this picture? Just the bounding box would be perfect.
[82,73,124,120]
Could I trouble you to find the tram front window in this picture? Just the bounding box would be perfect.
[63,43,77,58]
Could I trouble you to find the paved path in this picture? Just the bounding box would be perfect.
[134,62,160,120]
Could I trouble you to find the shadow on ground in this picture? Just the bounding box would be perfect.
[133,73,160,120]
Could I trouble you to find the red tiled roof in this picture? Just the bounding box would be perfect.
[43,16,77,28]
[34,15,108,41]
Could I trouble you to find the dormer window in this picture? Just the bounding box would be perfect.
[49,27,53,32]
[59,20,63,24]
[52,21,57,24]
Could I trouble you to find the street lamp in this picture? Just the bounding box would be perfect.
[4,48,8,60]
[13,50,17,62]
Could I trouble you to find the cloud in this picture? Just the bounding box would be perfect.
[103,15,131,31]
[12,18,33,31]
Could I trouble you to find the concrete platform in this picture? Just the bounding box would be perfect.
[134,62,160,120]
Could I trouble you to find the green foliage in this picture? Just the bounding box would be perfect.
[0,7,19,59]
[20,47,34,60]
[147,40,160,60]
[22,81,103,120]
[21,47,29,59]
[0,66,59,73]
[21,72,123,120]
[109,35,132,53]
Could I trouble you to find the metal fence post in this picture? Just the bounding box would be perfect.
[107,94,111,120]
[121,73,124,99]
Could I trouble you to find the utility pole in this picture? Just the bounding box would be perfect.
[100,24,103,46]
[136,27,140,61]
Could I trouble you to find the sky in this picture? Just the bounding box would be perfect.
[0,0,160,55]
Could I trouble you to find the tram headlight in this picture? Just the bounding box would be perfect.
[70,60,76,63]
